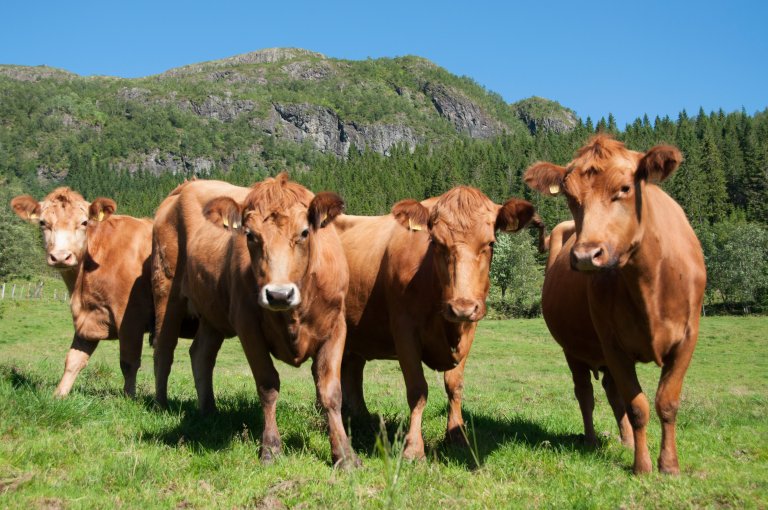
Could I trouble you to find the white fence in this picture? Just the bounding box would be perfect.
[0,281,69,302]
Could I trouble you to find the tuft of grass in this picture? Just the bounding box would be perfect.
[0,299,766,508]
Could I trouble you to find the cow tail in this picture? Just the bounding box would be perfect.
[529,214,548,254]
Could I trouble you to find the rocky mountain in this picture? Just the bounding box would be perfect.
[0,48,579,180]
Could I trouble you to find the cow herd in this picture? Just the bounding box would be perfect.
[10,135,706,475]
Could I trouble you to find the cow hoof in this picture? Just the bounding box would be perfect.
[445,427,469,447]
[334,453,363,470]
[632,460,653,475]
[154,397,169,411]
[658,456,680,475]
[402,446,426,461]
[260,445,282,464]
[583,434,600,449]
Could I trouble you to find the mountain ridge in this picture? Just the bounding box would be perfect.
[0,48,579,182]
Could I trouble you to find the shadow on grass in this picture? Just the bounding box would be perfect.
[345,405,611,470]
[137,392,614,470]
[0,364,47,392]
[138,394,269,452]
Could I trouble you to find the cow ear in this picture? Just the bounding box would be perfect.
[391,199,430,232]
[10,195,42,223]
[636,145,683,183]
[524,162,567,196]
[89,198,117,222]
[308,192,345,230]
[203,197,243,230]
[496,198,536,233]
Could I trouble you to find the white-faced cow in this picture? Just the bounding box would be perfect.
[151,174,359,467]
[11,188,153,396]
[525,135,706,474]
[334,186,540,460]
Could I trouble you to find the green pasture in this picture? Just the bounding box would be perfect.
[0,299,766,508]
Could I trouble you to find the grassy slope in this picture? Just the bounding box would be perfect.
[0,300,765,509]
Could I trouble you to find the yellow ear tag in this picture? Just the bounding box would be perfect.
[549,184,560,195]
[29,213,38,220]
[321,213,328,224]
[232,222,239,229]
[408,218,423,231]
[97,211,105,221]
[222,217,229,228]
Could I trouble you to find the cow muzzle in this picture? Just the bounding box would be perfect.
[571,242,612,271]
[47,250,77,268]
[259,283,301,311]
[444,298,483,323]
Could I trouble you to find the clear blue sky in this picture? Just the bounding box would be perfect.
[2,0,765,128]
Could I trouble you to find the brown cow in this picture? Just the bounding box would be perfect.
[540,219,634,449]
[151,174,359,467]
[11,188,153,397]
[335,186,538,460]
[525,135,706,474]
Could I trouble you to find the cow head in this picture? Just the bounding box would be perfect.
[204,173,344,312]
[10,187,116,270]
[392,186,536,322]
[524,135,683,271]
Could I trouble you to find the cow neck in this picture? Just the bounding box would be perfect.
[615,190,661,324]
[58,265,81,295]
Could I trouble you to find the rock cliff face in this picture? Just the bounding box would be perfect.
[254,103,418,157]
[179,94,256,122]
[423,83,504,139]
[512,96,579,134]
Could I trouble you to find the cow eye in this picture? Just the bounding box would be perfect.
[39,220,46,227]
[613,185,632,201]
[81,220,88,227]
[245,230,256,243]
[300,228,309,239]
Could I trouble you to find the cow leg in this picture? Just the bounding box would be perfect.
[189,322,225,415]
[565,354,597,447]
[312,324,361,469]
[341,352,369,417]
[153,300,184,408]
[601,343,652,474]
[398,354,428,461]
[118,322,145,398]
[444,356,468,445]
[601,369,634,448]
[54,335,99,397]
[655,337,697,475]
[238,334,282,463]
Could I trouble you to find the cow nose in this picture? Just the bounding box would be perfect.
[266,287,294,304]
[571,243,605,271]
[446,299,480,322]
[261,284,301,310]
[48,251,75,267]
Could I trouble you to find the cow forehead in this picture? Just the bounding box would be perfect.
[245,203,307,231]
[431,215,495,245]
[431,187,497,229]
[40,192,89,225]
[565,153,639,198]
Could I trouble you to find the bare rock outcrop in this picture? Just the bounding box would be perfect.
[179,94,256,122]
[422,83,504,139]
[512,96,579,134]
[254,103,418,157]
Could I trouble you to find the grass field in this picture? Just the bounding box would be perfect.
[0,298,766,509]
